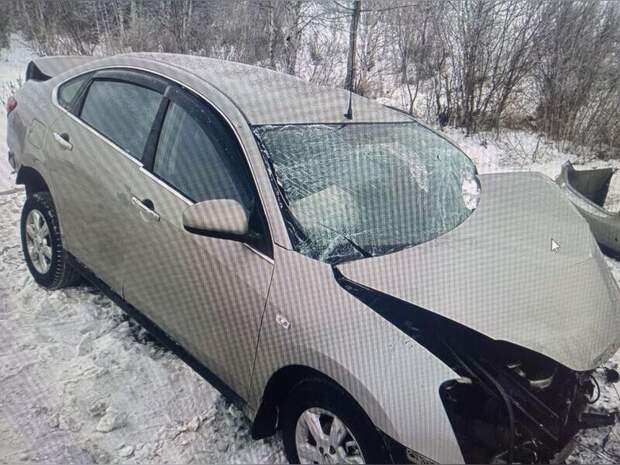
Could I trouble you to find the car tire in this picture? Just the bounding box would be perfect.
[21,192,80,289]
[281,377,391,464]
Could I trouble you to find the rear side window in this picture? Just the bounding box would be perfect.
[80,80,162,160]
[57,74,90,111]
[153,101,254,208]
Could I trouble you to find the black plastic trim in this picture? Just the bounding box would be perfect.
[91,69,168,93]
[73,69,166,118]
[184,225,262,245]
[142,95,171,170]
[55,73,94,115]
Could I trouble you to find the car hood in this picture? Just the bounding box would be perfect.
[337,172,620,371]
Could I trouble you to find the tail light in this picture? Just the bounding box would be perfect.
[5,96,17,115]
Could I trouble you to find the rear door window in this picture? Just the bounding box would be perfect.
[80,80,162,160]
[57,73,91,111]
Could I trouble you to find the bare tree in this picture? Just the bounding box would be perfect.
[535,0,620,152]
[283,0,304,74]
[0,4,9,48]
[4,0,620,157]
[344,0,362,91]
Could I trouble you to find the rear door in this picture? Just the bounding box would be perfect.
[121,86,275,396]
[46,70,166,292]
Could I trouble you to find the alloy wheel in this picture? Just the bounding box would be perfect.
[25,209,52,274]
[295,407,365,464]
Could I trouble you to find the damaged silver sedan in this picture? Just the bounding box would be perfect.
[6,54,620,463]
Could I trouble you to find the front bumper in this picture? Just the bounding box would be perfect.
[439,362,602,464]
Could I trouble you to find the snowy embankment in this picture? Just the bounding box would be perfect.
[0,36,618,464]
[0,36,28,193]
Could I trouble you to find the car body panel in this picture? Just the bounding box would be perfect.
[338,172,620,372]
[251,246,465,463]
[26,55,293,248]
[127,53,413,126]
[556,161,620,255]
[7,78,60,200]
[37,63,278,399]
[122,163,275,397]
[44,111,142,292]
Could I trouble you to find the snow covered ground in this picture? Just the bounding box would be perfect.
[0,190,285,464]
[0,37,619,464]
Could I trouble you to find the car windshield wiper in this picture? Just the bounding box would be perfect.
[318,222,372,259]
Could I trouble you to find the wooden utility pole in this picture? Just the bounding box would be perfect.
[344,0,362,91]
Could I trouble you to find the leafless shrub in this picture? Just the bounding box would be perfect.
[535,0,620,156]
[0,8,9,49]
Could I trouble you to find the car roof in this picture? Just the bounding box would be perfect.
[123,53,412,126]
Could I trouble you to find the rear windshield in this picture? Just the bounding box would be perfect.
[254,122,479,264]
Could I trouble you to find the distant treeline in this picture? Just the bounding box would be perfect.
[2,0,620,157]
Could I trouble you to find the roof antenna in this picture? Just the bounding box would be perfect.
[344,88,353,120]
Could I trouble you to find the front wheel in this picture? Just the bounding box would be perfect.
[20,192,80,289]
[281,378,390,464]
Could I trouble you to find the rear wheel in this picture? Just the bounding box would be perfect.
[281,378,390,464]
[21,192,80,289]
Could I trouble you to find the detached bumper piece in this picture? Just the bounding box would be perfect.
[556,161,620,256]
[440,348,602,464]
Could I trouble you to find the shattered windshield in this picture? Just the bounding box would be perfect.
[254,123,479,264]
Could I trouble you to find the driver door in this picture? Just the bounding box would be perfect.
[121,85,274,397]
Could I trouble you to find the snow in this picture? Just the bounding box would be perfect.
[0,193,285,464]
[0,35,30,193]
[0,37,618,464]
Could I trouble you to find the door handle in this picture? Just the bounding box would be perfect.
[131,196,160,222]
[53,132,73,151]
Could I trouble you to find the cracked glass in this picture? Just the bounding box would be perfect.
[254,122,479,264]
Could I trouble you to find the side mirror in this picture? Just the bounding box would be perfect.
[183,199,251,241]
